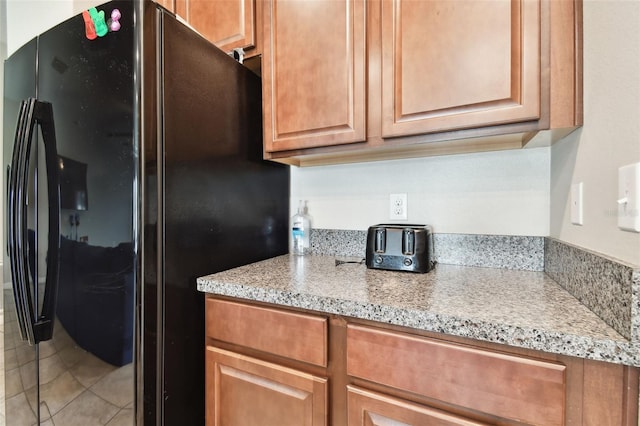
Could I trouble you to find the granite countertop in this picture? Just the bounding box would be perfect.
[197,254,640,367]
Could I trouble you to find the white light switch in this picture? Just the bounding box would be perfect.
[571,182,583,225]
[618,162,640,232]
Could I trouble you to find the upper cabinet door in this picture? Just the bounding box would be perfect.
[381,0,541,138]
[263,0,366,152]
[175,0,258,54]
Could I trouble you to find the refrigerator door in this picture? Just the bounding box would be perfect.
[3,38,42,425]
[37,2,137,424]
[4,75,62,426]
[4,2,138,424]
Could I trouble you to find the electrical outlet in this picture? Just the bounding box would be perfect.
[389,193,408,220]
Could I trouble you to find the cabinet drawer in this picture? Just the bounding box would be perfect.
[206,298,328,367]
[347,324,566,425]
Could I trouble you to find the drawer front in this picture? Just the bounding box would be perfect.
[348,386,488,426]
[206,298,328,367]
[347,324,566,425]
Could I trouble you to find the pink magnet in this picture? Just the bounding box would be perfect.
[109,9,121,32]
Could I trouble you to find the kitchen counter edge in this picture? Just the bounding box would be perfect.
[197,254,640,367]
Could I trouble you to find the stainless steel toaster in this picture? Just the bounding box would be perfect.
[365,224,434,273]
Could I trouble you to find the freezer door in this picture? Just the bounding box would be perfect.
[4,46,63,426]
[37,2,137,425]
[3,38,45,425]
[3,2,137,425]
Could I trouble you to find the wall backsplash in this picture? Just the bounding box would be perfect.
[545,238,638,341]
[310,229,544,271]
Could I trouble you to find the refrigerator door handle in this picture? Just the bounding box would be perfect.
[33,99,61,343]
[8,98,61,345]
[8,100,33,343]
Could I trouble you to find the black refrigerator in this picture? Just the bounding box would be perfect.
[2,1,290,424]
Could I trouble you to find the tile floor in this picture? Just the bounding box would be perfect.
[2,278,134,425]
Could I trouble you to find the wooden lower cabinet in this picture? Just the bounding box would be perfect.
[205,346,328,426]
[205,297,639,425]
[348,386,487,426]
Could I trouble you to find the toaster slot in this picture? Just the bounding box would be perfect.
[402,228,415,255]
[375,228,386,253]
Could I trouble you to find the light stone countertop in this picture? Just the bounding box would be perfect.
[197,254,640,367]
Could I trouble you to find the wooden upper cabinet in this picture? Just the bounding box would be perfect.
[262,0,581,166]
[175,0,260,56]
[262,0,367,152]
[381,0,541,138]
[155,0,175,13]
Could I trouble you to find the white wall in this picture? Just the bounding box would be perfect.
[5,1,74,56]
[4,0,102,55]
[291,147,550,236]
[549,0,640,266]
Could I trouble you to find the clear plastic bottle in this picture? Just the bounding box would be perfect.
[291,200,312,255]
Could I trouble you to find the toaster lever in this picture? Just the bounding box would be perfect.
[375,228,386,253]
[402,228,415,255]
